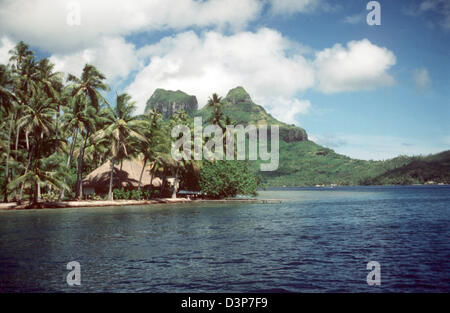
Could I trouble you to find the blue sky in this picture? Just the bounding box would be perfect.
[0,0,448,160]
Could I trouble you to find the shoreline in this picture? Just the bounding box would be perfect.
[265,183,450,188]
[2,184,448,211]
[0,198,282,211]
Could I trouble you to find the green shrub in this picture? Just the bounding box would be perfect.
[131,189,142,200]
[113,187,131,200]
[199,160,262,199]
[42,191,58,202]
[87,192,103,201]
[142,190,150,200]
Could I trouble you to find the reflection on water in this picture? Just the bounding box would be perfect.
[0,186,449,292]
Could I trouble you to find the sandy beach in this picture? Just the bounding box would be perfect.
[0,198,282,210]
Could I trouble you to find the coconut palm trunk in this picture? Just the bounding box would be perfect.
[172,168,180,199]
[59,127,78,200]
[108,160,114,200]
[137,157,147,200]
[19,142,35,201]
[148,164,155,197]
[3,115,14,202]
[13,124,20,194]
[67,128,78,167]
[15,125,20,151]
[37,181,41,202]
[78,142,86,200]
[33,181,38,205]
[75,136,83,199]
[137,159,146,191]
[76,131,89,200]
[160,167,168,197]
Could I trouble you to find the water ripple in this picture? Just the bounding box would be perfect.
[0,185,449,292]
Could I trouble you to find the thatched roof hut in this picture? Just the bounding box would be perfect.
[82,159,161,195]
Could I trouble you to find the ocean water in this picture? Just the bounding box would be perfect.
[0,185,449,292]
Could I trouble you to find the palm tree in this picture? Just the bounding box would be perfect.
[94,93,145,200]
[13,56,39,98]
[8,154,69,205]
[59,95,97,200]
[37,58,64,138]
[207,93,226,130]
[135,110,169,197]
[67,64,108,111]
[67,64,108,199]
[9,41,34,72]
[165,111,202,198]
[0,65,15,109]
[15,88,58,201]
[37,58,63,101]
[9,52,40,192]
[0,65,17,202]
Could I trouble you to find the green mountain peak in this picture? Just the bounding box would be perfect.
[145,88,198,118]
[197,86,308,143]
[225,86,252,104]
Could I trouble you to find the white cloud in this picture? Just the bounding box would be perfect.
[0,0,400,128]
[126,28,315,122]
[126,33,399,125]
[413,68,432,91]
[0,0,262,53]
[264,97,311,125]
[314,39,396,93]
[0,36,15,65]
[50,36,139,83]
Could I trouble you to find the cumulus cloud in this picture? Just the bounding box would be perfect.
[126,33,398,124]
[264,97,311,125]
[126,28,315,122]
[0,36,15,65]
[314,39,396,93]
[0,0,400,127]
[0,0,262,53]
[413,68,432,91]
[50,36,139,83]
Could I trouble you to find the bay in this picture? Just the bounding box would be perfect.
[0,185,448,292]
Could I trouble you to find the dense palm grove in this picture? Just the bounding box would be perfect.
[0,42,260,205]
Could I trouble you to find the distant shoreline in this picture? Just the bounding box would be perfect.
[0,198,282,211]
[265,183,450,188]
[2,184,448,211]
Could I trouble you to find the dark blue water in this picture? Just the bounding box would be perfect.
[0,186,449,292]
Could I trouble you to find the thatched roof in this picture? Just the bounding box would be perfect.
[82,159,162,189]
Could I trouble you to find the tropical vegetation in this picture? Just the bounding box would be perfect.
[0,41,262,205]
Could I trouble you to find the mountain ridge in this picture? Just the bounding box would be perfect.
[144,87,450,186]
[197,86,308,143]
[145,88,198,119]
